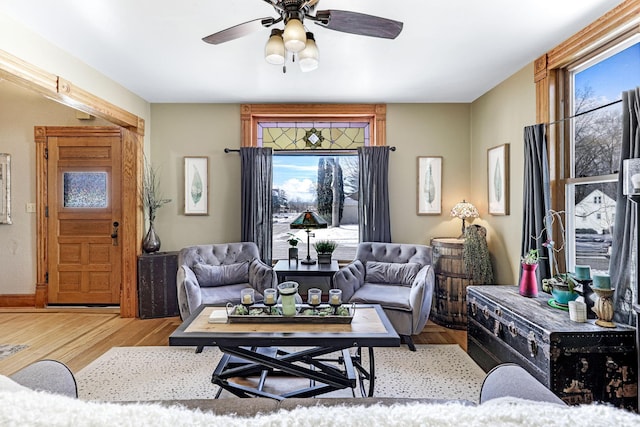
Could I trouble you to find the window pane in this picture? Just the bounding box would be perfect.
[272,155,358,261]
[259,122,369,150]
[63,172,108,208]
[571,182,615,275]
[573,42,640,177]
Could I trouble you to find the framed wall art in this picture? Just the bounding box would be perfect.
[417,156,442,215]
[184,156,209,215]
[487,144,510,215]
[0,153,10,224]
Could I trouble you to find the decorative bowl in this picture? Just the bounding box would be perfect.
[551,285,579,306]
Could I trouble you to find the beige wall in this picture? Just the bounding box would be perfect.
[149,103,472,252]
[469,63,537,285]
[0,82,111,294]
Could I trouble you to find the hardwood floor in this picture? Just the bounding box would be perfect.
[0,308,466,376]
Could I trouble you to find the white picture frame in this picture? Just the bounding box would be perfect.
[488,144,510,215]
[0,153,11,224]
[184,156,209,215]
[417,156,442,215]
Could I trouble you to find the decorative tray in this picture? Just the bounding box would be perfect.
[225,303,355,324]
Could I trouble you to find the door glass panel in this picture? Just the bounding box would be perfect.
[63,172,108,208]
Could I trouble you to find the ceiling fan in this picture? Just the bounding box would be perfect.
[202,0,403,72]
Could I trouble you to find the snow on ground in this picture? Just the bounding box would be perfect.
[272,213,358,261]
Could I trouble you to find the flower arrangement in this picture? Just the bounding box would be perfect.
[141,157,171,223]
[521,249,542,265]
[532,209,577,293]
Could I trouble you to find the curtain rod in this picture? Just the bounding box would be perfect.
[545,99,623,126]
[224,146,396,153]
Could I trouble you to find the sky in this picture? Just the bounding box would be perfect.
[575,41,640,105]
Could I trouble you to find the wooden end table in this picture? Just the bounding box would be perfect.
[273,259,339,297]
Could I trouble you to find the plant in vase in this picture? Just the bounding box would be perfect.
[519,249,542,297]
[286,233,302,261]
[313,239,338,264]
[141,157,171,253]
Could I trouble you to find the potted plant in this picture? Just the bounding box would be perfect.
[141,157,171,253]
[286,233,302,261]
[519,249,541,297]
[313,239,338,264]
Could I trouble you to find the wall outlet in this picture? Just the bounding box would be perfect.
[26,203,36,213]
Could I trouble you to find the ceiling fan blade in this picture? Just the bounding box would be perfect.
[202,17,274,45]
[314,10,403,39]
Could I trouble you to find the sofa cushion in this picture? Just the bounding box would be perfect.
[350,283,412,311]
[365,261,421,286]
[192,262,249,287]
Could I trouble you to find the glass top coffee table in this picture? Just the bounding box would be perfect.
[169,303,400,400]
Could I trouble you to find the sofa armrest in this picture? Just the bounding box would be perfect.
[249,259,277,294]
[333,260,365,302]
[10,360,77,398]
[408,264,435,332]
[176,264,202,320]
[480,363,566,405]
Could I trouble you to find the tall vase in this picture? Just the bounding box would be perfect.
[519,263,538,297]
[142,222,161,253]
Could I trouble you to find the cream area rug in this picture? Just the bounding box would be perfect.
[76,344,486,403]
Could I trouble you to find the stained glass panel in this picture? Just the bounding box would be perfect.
[258,122,369,150]
[63,172,108,208]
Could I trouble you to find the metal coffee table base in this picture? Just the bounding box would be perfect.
[212,345,375,400]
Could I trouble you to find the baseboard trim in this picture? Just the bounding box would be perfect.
[0,294,36,307]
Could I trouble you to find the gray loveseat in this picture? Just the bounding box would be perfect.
[176,242,277,320]
[333,242,435,350]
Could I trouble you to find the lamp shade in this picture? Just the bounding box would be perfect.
[265,29,285,65]
[450,200,479,220]
[290,211,328,230]
[283,18,306,53]
[298,32,319,72]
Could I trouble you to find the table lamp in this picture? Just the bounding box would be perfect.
[450,200,479,237]
[290,210,328,265]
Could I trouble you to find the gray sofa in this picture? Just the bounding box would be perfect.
[176,242,277,319]
[333,242,435,350]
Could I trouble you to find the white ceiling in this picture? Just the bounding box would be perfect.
[0,0,625,103]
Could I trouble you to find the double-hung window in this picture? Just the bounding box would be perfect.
[564,36,640,274]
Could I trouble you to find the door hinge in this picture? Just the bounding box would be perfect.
[44,148,48,159]
[45,272,49,283]
[45,206,49,217]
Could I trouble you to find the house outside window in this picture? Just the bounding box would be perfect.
[259,121,369,261]
[565,37,640,274]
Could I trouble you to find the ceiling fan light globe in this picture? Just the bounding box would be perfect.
[265,31,285,65]
[298,34,319,72]
[283,18,306,53]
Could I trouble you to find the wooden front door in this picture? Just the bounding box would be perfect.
[46,127,122,304]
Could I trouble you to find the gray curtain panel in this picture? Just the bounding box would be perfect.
[240,147,273,264]
[358,146,392,243]
[610,87,640,326]
[521,124,551,290]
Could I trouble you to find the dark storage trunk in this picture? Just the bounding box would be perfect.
[467,285,637,411]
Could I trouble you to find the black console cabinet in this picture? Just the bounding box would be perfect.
[137,252,179,319]
[467,285,637,411]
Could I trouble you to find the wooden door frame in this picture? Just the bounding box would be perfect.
[0,49,143,317]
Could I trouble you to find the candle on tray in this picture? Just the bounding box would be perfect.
[240,288,254,305]
[265,294,275,305]
[329,289,342,305]
[311,294,320,304]
[242,294,252,304]
[592,274,611,289]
